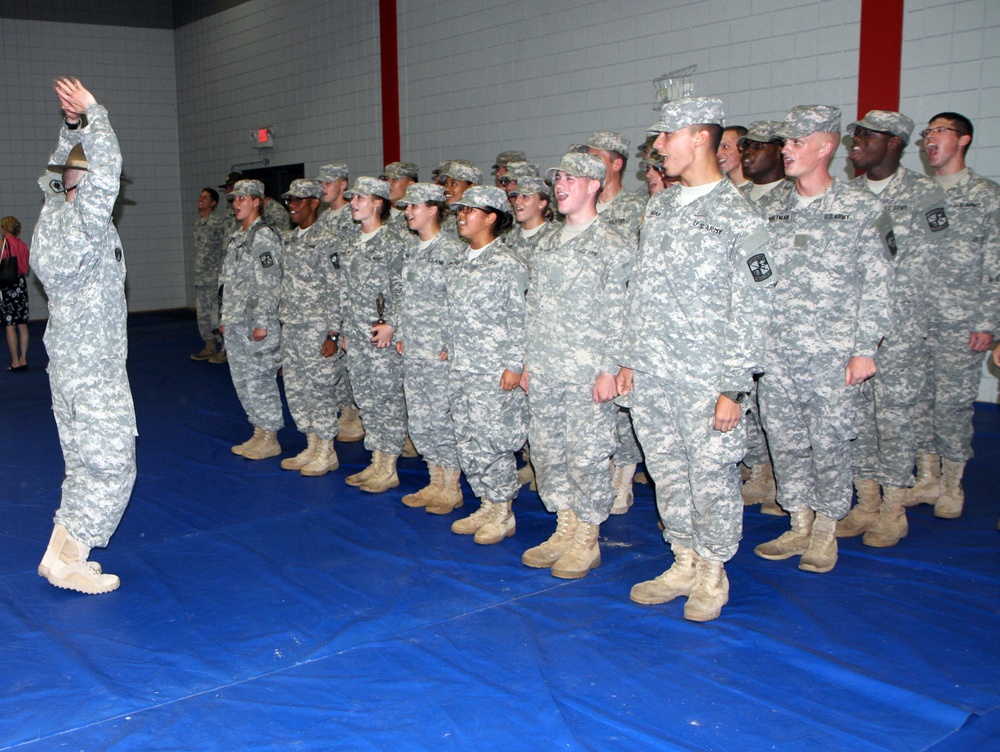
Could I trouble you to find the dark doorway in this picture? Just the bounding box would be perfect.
[235,162,304,202]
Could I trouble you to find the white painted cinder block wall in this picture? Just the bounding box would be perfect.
[0,19,184,319]
[2,1,998,398]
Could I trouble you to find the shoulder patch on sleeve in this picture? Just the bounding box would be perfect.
[924,205,949,233]
[259,251,274,268]
[876,211,897,260]
[739,226,777,286]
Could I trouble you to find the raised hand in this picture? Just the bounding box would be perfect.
[54,77,97,120]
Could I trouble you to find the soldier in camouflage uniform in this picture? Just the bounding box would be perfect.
[395,183,465,513]
[277,179,345,477]
[34,78,136,595]
[493,150,528,186]
[314,163,365,442]
[838,111,951,546]
[504,176,556,269]
[754,105,894,574]
[219,179,285,460]
[497,160,540,202]
[581,131,647,514]
[383,161,420,235]
[190,187,230,361]
[520,153,632,579]
[908,112,1000,519]
[440,160,482,238]
[340,177,408,493]
[262,192,292,231]
[718,125,750,188]
[446,186,530,545]
[617,97,775,622]
[735,120,792,514]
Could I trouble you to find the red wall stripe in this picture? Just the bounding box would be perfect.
[857,0,904,118]
[379,0,400,163]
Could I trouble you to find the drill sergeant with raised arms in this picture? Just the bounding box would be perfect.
[219,179,285,460]
[520,152,633,580]
[735,120,791,514]
[395,183,466,514]
[754,105,893,574]
[617,97,775,622]
[838,111,950,546]
[584,131,646,515]
[190,187,230,362]
[34,77,137,595]
[907,112,1000,519]
[276,179,345,477]
[314,163,365,443]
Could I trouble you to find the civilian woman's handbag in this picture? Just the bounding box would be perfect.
[0,238,19,287]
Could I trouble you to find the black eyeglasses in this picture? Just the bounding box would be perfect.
[919,126,964,139]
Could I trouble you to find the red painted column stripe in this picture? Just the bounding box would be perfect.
[379,0,401,163]
[857,0,904,118]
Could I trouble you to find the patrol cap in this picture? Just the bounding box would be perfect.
[282,179,323,201]
[647,96,725,135]
[396,182,446,206]
[493,150,527,169]
[219,171,243,188]
[440,160,482,185]
[775,105,842,138]
[738,120,784,148]
[640,149,665,169]
[566,143,589,154]
[586,131,630,157]
[847,110,915,145]
[507,176,552,199]
[315,163,349,182]
[227,179,265,200]
[432,160,452,176]
[381,161,419,180]
[545,152,607,184]
[448,185,511,214]
[503,160,540,179]
[343,176,391,200]
[48,143,88,173]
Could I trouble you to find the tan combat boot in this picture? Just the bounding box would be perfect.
[337,405,365,442]
[243,429,280,460]
[40,525,119,595]
[754,508,815,560]
[522,508,579,568]
[346,452,380,486]
[517,462,536,488]
[905,452,940,506]
[630,544,699,604]
[863,485,908,547]
[609,462,636,515]
[232,426,264,456]
[551,520,601,579]
[837,478,882,537]
[402,464,442,508]
[799,512,838,573]
[684,558,730,622]
[401,434,419,458]
[934,459,966,519]
[191,339,216,361]
[425,467,465,514]
[741,462,777,507]
[281,432,318,470]
[301,439,339,477]
[360,452,400,493]
[207,349,228,364]
[474,501,515,545]
[451,501,494,535]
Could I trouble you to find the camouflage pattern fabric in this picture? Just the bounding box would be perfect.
[399,231,464,468]
[341,225,407,454]
[620,179,775,561]
[912,169,1000,462]
[446,240,529,501]
[758,180,894,518]
[316,203,359,411]
[219,217,284,431]
[852,167,951,485]
[193,210,230,340]
[502,221,555,270]
[263,198,291,231]
[29,104,137,549]
[280,223,345,440]
[525,217,632,524]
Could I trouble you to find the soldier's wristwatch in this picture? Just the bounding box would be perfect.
[721,391,748,404]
